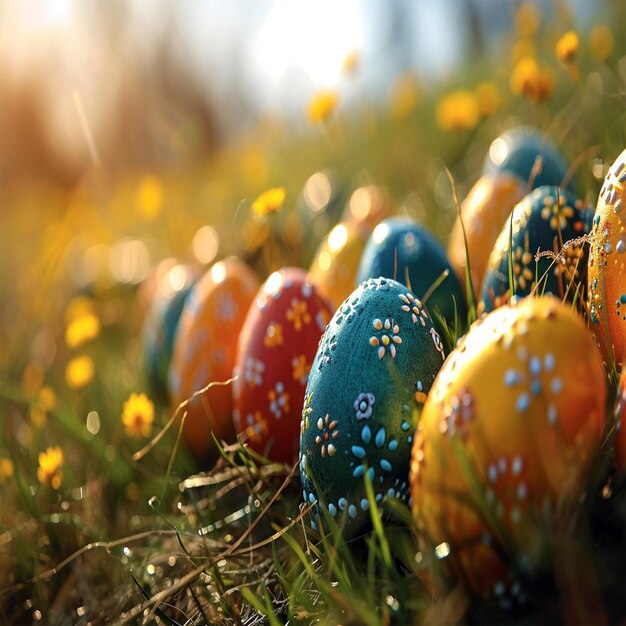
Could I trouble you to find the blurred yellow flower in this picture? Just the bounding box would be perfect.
[65,296,96,324]
[307,90,339,124]
[342,50,360,76]
[512,38,535,63]
[475,82,501,116]
[556,31,579,63]
[0,458,14,481]
[22,361,44,395]
[65,313,101,348]
[31,385,57,429]
[589,24,613,61]
[137,175,163,220]
[515,2,540,38]
[65,355,94,389]
[511,57,554,103]
[436,90,480,131]
[389,73,420,119]
[121,392,155,438]
[37,446,63,490]
[252,187,286,217]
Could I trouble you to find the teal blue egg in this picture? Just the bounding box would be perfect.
[356,217,467,336]
[480,186,592,313]
[483,127,574,192]
[299,277,446,535]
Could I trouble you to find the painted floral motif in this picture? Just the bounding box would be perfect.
[286,298,311,331]
[484,454,529,526]
[354,392,375,420]
[369,318,402,359]
[399,292,429,326]
[438,389,475,439]
[513,232,534,291]
[315,413,339,457]
[292,354,310,385]
[216,292,236,321]
[430,327,445,360]
[244,411,268,442]
[264,321,283,347]
[244,357,265,387]
[350,423,399,482]
[540,193,575,231]
[554,241,586,284]
[268,381,290,419]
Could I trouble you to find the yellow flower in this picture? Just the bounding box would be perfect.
[589,25,613,61]
[512,38,535,63]
[475,82,501,117]
[65,355,94,389]
[515,2,540,38]
[136,175,163,220]
[30,385,57,429]
[121,392,155,438]
[37,446,63,490]
[556,31,579,64]
[511,57,554,103]
[65,296,96,324]
[65,313,101,348]
[342,50,360,76]
[0,458,14,481]
[307,90,339,124]
[435,90,480,131]
[252,187,286,217]
[22,361,44,395]
[389,72,420,120]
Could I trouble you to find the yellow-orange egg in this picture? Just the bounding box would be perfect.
[448,174,526,299]
[588,149,626,374]
[169,258,259,463]
[410,296,606,601]
[615,369,626,473]
[308,221,370,309]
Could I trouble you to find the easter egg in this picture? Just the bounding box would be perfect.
[480,186,591,314]
[232,268,333,464]
[300,277,447,535]
[483,127,573,191]
[410,296,606,601]
[169,258,259,463]
[615,369,626,473]
[308,221,370,310]
[448,174,526,299]
[587,149,626,373]
[142,263,197,402]
[356,217,467,335]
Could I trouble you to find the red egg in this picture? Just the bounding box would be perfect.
[233,267,333,464]
[169,258,259,462]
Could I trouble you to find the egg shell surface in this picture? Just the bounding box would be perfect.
[615,369,626,473]
[410,295,606,600]
[356,217,467,335]
[300,277,446,535]
[169,258,259,463]
[232,267,333,464]
[448,174,526,299]
[480,186,591,313]
[483,127,573,191]
[587,149,626,374]
[308,220,370,310]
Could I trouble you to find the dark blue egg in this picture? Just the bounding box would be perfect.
[483,127,574,192]
[480,186,592,313]
[356,217,467,336]
[299,277,446,535]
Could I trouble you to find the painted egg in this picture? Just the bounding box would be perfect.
[448,174,526,299]
[232,268,333,464]
[483,127,573,191]
[169,258,259,463]
[587,149,626,373]
[480,186,591,314]
[615,369,626,473]
[142,263,197,402]
[356,217,467,335]
[308,220,370,310]
[300,277,447,535]
[410,296,606,601]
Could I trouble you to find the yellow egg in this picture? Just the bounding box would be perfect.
[308,221,370,309]
[588,149,626,374]
[448,174,526,299]
[410,295,606,601]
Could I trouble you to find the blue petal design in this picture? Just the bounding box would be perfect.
[361,425,371,444]
[351,446,366,459]
[375,428,386,448]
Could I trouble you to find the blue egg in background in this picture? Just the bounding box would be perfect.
[356,217,467,337]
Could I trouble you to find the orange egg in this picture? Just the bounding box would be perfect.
[308,220,370,309]
[410,296,606,602]
[615,369,626,473]
[169,258,259,463]
[448,174,526,299]
[588,149,626,374]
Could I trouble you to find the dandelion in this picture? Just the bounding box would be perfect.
[31,385,57,428]
[252,187,286,217]
[510,57,554,103]
[435,90,480,131]
[65,312,100,348]
[475,82,501,117]
[588,24,613,61]
[37,446,63,490]
[515,2,540,38]
[307,90,339,124]
[0,458,14,481]
[556,31,579,64]
[121,392,155,438]
[65,355,94,389]
[342,50,360,76]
